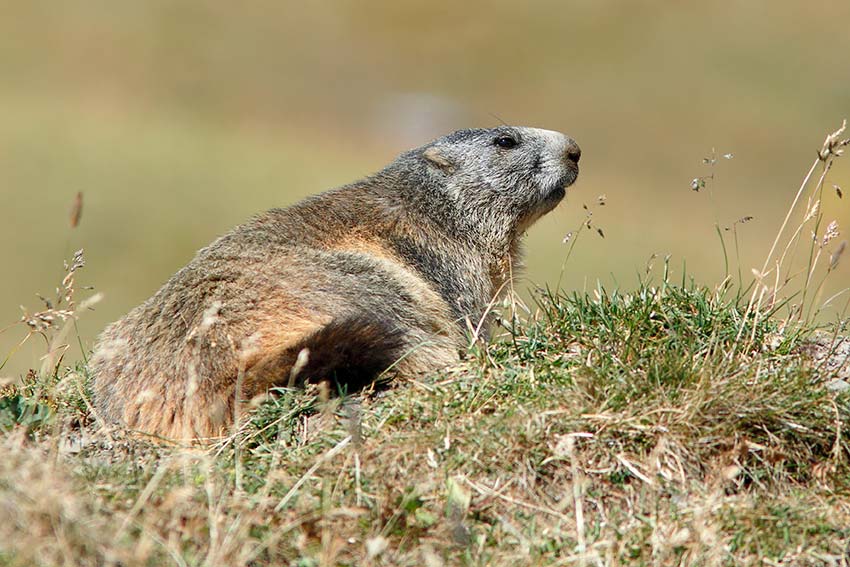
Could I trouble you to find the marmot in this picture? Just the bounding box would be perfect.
[91,126,581,440]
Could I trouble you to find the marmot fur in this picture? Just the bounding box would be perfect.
[91,126,581,439]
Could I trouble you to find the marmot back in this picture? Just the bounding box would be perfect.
[90,126,581,440]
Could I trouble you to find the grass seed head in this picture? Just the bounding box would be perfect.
[69,191,83,229]
[822,220,840,247]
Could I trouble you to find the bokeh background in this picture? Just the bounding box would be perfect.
[2,1,849,378]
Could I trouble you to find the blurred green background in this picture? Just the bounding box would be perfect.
[2,0,849,378]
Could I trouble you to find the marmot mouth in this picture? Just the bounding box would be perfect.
[544,168,578,201]
[546,185,567,202]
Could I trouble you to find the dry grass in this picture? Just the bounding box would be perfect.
[1,124,849,566]
[1,280,849,566]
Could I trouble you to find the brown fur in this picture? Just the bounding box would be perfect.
[90,126,580,440]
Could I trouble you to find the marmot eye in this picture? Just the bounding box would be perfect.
[494,135,518,149]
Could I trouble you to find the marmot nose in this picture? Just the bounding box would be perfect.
[565,141,581,164]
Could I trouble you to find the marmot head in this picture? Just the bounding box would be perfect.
[403,126,580,249]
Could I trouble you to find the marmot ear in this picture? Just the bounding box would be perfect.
[423,147,456,174]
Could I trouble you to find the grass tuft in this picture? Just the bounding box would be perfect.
[2,273,848,565]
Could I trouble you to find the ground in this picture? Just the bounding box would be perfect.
[1,277,849,566]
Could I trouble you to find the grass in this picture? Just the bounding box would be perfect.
[1,271,849,566]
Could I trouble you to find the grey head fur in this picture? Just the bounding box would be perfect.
[385,126,580,254]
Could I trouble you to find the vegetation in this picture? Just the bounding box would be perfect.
[1,269,849,565]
